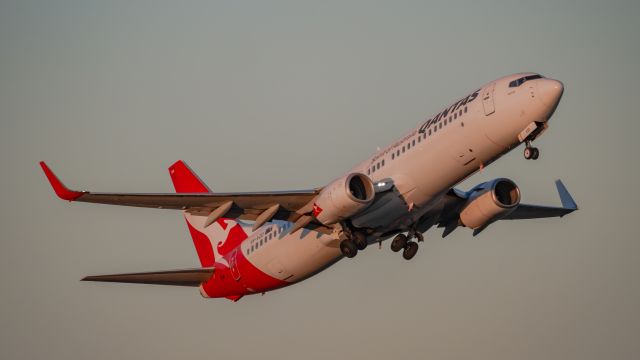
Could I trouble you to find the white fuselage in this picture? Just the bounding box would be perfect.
[199,73,563,291]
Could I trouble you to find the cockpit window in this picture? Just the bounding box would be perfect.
[509,74,543,88]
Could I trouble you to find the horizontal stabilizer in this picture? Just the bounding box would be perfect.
[555,179,578,210]
[504,179,578,220]
[82,267,215,287]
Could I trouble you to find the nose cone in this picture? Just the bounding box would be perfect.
[537,79,564,107]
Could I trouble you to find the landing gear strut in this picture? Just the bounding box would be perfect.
[524,141,539,160]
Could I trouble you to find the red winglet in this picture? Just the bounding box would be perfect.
[168,160,211,193]
[39,161,83,201]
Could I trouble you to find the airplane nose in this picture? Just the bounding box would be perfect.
[537,79,564,107]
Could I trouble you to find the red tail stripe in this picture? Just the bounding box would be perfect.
[186,220,215,267]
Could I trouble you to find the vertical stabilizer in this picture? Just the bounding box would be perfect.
[168,160,215,267]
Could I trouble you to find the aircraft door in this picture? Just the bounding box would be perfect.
[482,82,496,116]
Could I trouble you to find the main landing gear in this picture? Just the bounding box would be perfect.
[390,231,423,260]
[340,230,367,258]
[523,141,540,160]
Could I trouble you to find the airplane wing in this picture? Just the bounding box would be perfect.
[433,179,577,237]
[503,180,578,220]
[40,162,321,225]
[82,267,215,286]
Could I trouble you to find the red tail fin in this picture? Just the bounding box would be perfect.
[168,160,215,267]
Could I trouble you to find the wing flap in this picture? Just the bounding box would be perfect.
[82,267,215,287]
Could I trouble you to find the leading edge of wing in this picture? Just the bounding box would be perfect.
[82,267,215,287]
[39,161,320,211]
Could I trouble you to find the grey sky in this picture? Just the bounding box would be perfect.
[1,1,639,359]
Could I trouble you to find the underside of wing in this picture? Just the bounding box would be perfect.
[429,180,578,237]
[504,180,578,220]
[82,267,215,286]
[40,161,321,225]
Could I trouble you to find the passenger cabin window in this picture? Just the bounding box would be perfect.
[509,74,543,88]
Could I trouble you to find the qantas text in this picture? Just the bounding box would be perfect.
[418,89,480,133]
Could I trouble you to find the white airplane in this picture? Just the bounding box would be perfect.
[41,72,577,301]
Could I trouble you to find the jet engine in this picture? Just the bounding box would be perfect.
[459,178,521,229]
[313,173,375,225]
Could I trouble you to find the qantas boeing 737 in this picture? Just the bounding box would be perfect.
[41,72,577,301]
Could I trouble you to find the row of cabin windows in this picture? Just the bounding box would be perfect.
[247,224,289,254]
[368,106,469,174]
[421,106,468,139]
[394,106,468,158]
[369,159,385,174]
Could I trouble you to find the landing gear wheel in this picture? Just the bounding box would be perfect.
[531,147,540,160]
[391,234,408,252]
[524,143,540,160]
[353,231,367,250]
[340,240,358,258]
[524,147,533,160]
[403,242,419,260]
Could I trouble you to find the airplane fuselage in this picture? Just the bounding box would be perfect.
[198,73,564,300]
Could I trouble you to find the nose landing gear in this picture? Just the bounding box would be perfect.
[524,141,540,160]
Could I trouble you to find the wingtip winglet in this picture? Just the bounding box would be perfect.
[39,161,83,201]
[168,160,212,193]
[555,179,578,211]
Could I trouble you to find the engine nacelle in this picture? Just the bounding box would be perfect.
[459,178,521,229]
[314,173,375,225]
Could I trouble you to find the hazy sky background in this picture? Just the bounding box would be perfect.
[1,1,639,359]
